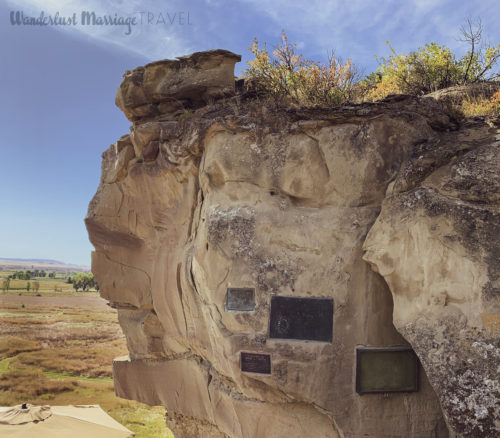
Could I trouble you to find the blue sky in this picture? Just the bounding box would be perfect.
[0,0,499,266]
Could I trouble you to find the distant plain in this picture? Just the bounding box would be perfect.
[0,265,173,438]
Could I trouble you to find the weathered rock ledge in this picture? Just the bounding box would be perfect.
[116,49,241,122]
[86,50,499,438]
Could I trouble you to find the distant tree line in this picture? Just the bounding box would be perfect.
[1,271,97,293]
[8,270,57,280]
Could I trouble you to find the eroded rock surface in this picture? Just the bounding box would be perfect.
[426,81,500,106]
[86,50,499,438]
[363,118,500,437]
[116,49,241,122]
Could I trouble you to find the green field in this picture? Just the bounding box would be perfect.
[0,295,174,438]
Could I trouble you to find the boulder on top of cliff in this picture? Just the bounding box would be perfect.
[115,49,241,121]
[425,81,500,105]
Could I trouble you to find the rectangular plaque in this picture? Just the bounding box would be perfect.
[269,296,333,342]
[226,288,255,311]
[241,352,271,374]
[356,347,419,394]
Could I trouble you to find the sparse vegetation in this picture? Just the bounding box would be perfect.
[110,405,172,438]
[245,19,499,117]
[462,89,500,116]
[245,31,358,106]
[179,109,193,120]
[364,18,500,100]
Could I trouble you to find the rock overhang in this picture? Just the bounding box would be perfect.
[115,49,242,122]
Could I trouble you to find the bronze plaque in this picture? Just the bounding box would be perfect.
[269,296,333,342]
[226,288,255,311]
[356,347,419,394]
[241,352,271,374]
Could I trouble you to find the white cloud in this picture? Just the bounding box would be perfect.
[245,1,500,74]
[6,0,500,70]
[5,0,197,60]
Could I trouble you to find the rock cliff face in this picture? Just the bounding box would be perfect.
[363,117,500,437]
[86,50,499,438]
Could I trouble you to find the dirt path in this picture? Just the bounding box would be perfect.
[0,294,111,310]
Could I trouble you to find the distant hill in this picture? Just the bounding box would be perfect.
[0,258,90,273]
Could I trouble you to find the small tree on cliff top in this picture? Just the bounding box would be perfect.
[365,18,500,100]
[245,31,358,106]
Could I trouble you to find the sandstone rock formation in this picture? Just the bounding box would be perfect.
[426,81,500,106]
[115,49,241,122]
[86,50,499,438]
[363,117,500,437]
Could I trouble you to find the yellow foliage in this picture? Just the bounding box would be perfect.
[367,22,500,101]
[462,90,500,116]
[246,31,357,106]
[363,76,402,102]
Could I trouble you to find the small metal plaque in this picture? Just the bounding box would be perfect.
[241,352,271,374]
[269,296,333,342]
[356,347,419,394]
[226,288,255,311]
